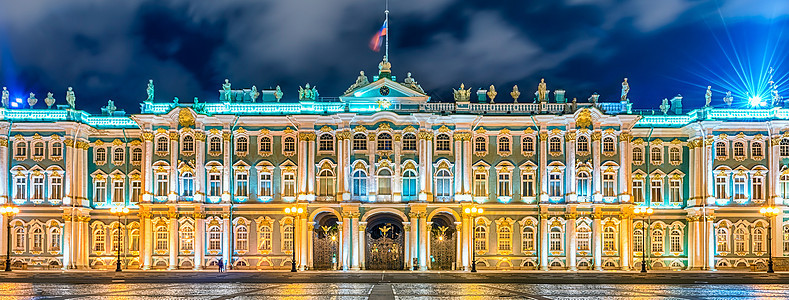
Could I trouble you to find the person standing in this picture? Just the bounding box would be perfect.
[217,259,224,273]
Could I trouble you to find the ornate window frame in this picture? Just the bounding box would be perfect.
[601,163,619,201]
[547,162,566,199]
[155,129,170,157]
[519,217,538,255]
[352,131,368,152]
[473,128,488,157]
[91,222,107,255]
[667,170,685,206]
[94,142,108,166]
[256,216,274,254]
[631,171,646,204]
[130,141,143,166]
[495,217,514,255]
[751,134,764,160]
[205,217,222,255]
[576,219,592,254]
[649,222,666,256]
[178,218,195,254]
[519,161,537,201]
[31,138,45,162]
[29,167,45,204]
[714,135,728,161]
[233,218,250,254]
[433,160,453,202]
[521,129,537,157]
[46,166,64,204]
[152,161,171,200]
[751,167,767,204]
[180,132,195,157]
[233,162,251,200]
[255,161,275,201]
[548,129,563,157]
[752,220,769,256]
[576,164,592,202]
[234,128,249,157]
[649,142,663,165]
[548,217,566,254]
[601,129,617,157]
[280,216,295,254]
[472,161,490,200]
[257,129,273,157]
[496,129,512,157]
[473,217,490,254]
[315,160,337,201]
[91,171,108,205]
[668,221,686,255]
[13,135,27,161]
[601,218,620,255]
[207,134,222,157]
[111,144,125,166]
[281,128,297,157]
[280,160,297,200]
[576,134,590,156]
[317,131,335,154]
[47,220,62,254]
[494,162,514,202]
[434,132,452,154]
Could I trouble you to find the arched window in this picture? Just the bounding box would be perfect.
[651,229,664,253]
[475,136,487,152]
[780,138,789,156]
[132,148,142,163]
[235,136,248,153]
[751,141,763,157]
[283,136,296,152]
[207,226,221,252]
[602,137,615,153]
[603,226,616,251]
[753,227,766,253]
[317,169,335,197]
[283,224,294,252]
[498,136,510,152]
[182,135,194,153]
[734,227,747,253]
[549,137,561,153]
[715,141,727,157]
[156,136,169,153]
[577,172,590,200]
[402,169,418,199]
[209,137,222,153]
[155,225,169,251]
[716,227,729,252]
[319,134,334,151]
[522,136,535,152]
[474,224,487,253]
[436,134,451,151]
[13,227,25,251]
[15,141,27,158]
[402,133,417,151]
[352,170,367,198]
[129,229,140,252]
[93,227,106,252]
[670,229,682,253]
[497,224,512,252]
[521,226,535,252]
[113,148,124,163]
[353,133,367,151]
[669,148,681,164]
[576,136,589,153]
[377,133,392,151]
[435,169,453,201]
[180,225,194,251]
[95,148,107,164]
[377,169,392,196]
[633,229,644,252]
[31,227,44,252]
[49,227,62,252]
[549,227,563,251]
[111,228,124,252]
[733,141,744,157]
[633,147,644,164]
[259,136,272,153]
[51,142,63,158]
[235,225,249,251]
[577,226,591,251]
[259,224,272,251]
[650,147,662,164]
[33,142,44,157]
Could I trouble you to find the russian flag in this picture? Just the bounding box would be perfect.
[369,20,387,52]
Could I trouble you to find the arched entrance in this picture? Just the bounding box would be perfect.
[312,212,340,270]
[429,213,457,270]
[365,213,405,270]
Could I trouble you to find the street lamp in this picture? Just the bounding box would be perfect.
[464,206,483,272]
[110,207,130,272]
[1,204,20,272]
[284,205,303,272]
[760,206,780,273]
[633,206,653,273]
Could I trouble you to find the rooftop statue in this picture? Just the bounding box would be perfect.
[251,85,260,101]
[510,85,521,103]
[105,99,117,115]
[193,97,206,113]
[621,78,630,102]
[27,92,37,107]
[345,71,370,94]
[275,85,283,102]
[173,97,179,104]
[453,83,471,102]
[723,91,733,107]
[704,86,712,107]
[45,92,55,109]
[660,98,670,115]
[402,72,424,94]
[222,79,232,101]
[66,87,75,109]
[536,78,548,102]
[1,87,8,108]
[487,85,497,103]
[299,83,318,101]
[147,79,154,101]
[588,92,599,104]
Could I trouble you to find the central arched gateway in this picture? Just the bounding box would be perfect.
[365,213,405,270]
[312,211,340,270]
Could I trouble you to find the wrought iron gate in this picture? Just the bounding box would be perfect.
[430,228,456,270]
[366,224,404,270]
[312,226,338,270]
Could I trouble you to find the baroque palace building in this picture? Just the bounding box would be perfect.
[0,58,787,271]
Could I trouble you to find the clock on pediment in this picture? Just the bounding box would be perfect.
[379,86,390,96]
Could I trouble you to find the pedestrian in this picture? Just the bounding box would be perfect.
[217,259,223,273]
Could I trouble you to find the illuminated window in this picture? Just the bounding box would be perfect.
[497,172,511,197]
[752,176,764,201]
[377,169,392,196]
[130,229,139,252]
[132,148,142,163]
[780,139,789,156]
[352,170,367,198]
[497,224,512,252]
[474,224,487,253]
[521,171,535,197]
[235,226,248,251]
[577,226,591,251]
[521,227,535,252]
[259,172,272,197]
[283,224,294,252]
[317,169,334,197]
[651,229,664,253]
[633,229,644,253]
[259,225,272,251]
[235,172,248,197]
[282,172,296,197]
[549,227,562,251]
[734,227,747,253]
[49,227,61,252]
[155,226,169,252]
[603,173,615,198]
[180,225,194,252]
[603,226,616,251]
[753,227,766,252]
[377,133,392,151]
[93,227,105,252]
[632,179,644,204]
[716,227,729,253]
[669,148,681,164]
[669,179,682,204]
[434,169,452,200]
[208,173,221,197]
[670,229,682,253]
[113,148,124,164]
[13,227,25,251]
[208,226,221,252]
[474,170,487,197]
[31,227,43,252]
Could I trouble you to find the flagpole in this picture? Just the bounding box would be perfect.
[385,0,389,60]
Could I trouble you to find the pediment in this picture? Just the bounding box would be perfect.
[341,78,428,102]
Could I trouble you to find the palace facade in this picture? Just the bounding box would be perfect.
[0,58,786,271]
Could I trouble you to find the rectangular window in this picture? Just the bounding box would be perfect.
[633,231,644,252]
[498,172,510,197]
[32,176,44,200]
[752,177,764,201]
[236,172,248,197]
[112,180,124,204]
[549,230,562,251]
[130,180,141,203]
[633,180,644,203]
[156,174,168,197]
[716,176,727,199]
[577,231,590,251]
[259,173,272,197]
[522,229,534,251]
[549,173,562,197]
[283,173,296,197]
[95,180,107,203]
[181,176,194,197]
[474,173,487,197]
[156,230,168,251]
[670,232,682,253]
[650,179,662,204]
[50,177,63,201]
[208,174,221,197]
[669,179,682,204]
[602,174,615,198]
[733,176,746,200]
[283,225,294,252]
[521,173,535,197]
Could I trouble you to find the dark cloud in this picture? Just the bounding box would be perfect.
[0,0,787,113]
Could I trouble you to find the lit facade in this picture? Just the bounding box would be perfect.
[0,59,786,271]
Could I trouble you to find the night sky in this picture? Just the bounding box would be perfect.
[0,0,787,114]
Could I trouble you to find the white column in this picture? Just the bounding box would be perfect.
[705,137,714,203]
[539,213,549,270]
[592,131,602,203]
[358,222,366,270]
[142,212,153,269]
[419,215,428,270]
[619,212,631,270]
[222,215,231,266]
[461,216,470,270]
[61,214,72,269]
[307,138,316,198]
[455,221,462,270]
[686,216,697,269]
[693,216,703,269]
[307,222,314,269]
[706,215,716,270]
[222,132,231,202]
[195,134,206,202]
[0,137,8,202]
[592,212,602,270]
[404,223,411,269]
[566,131,577,203]
[337,132,346,201]
[618,132,630,203]
[169,132,178,202]
[566,212,577,271]
[393,140,402,202]
[300,215,308,270]
[454,138,463,199]
[144,134,154,201]
[464,137,472,196]
[425,138,434,202]
[343,135,352,200]
[342,215,351,270]
[426,223,433,269]
[351,216,360,270]
[194,214,204,269]
[410,213,419,269]
[539,132,548,203]
[168,212,178,269]
[773,211,784,259]
[298,134,308,198]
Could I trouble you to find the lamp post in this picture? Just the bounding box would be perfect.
[633,206,653,273]
[1,205,19,272]
[464,205,483,272]
[284,205,303,272]
[110,207,130,272]
[760,206,780,273]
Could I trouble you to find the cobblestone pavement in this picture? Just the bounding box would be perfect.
[1,271,789,299]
